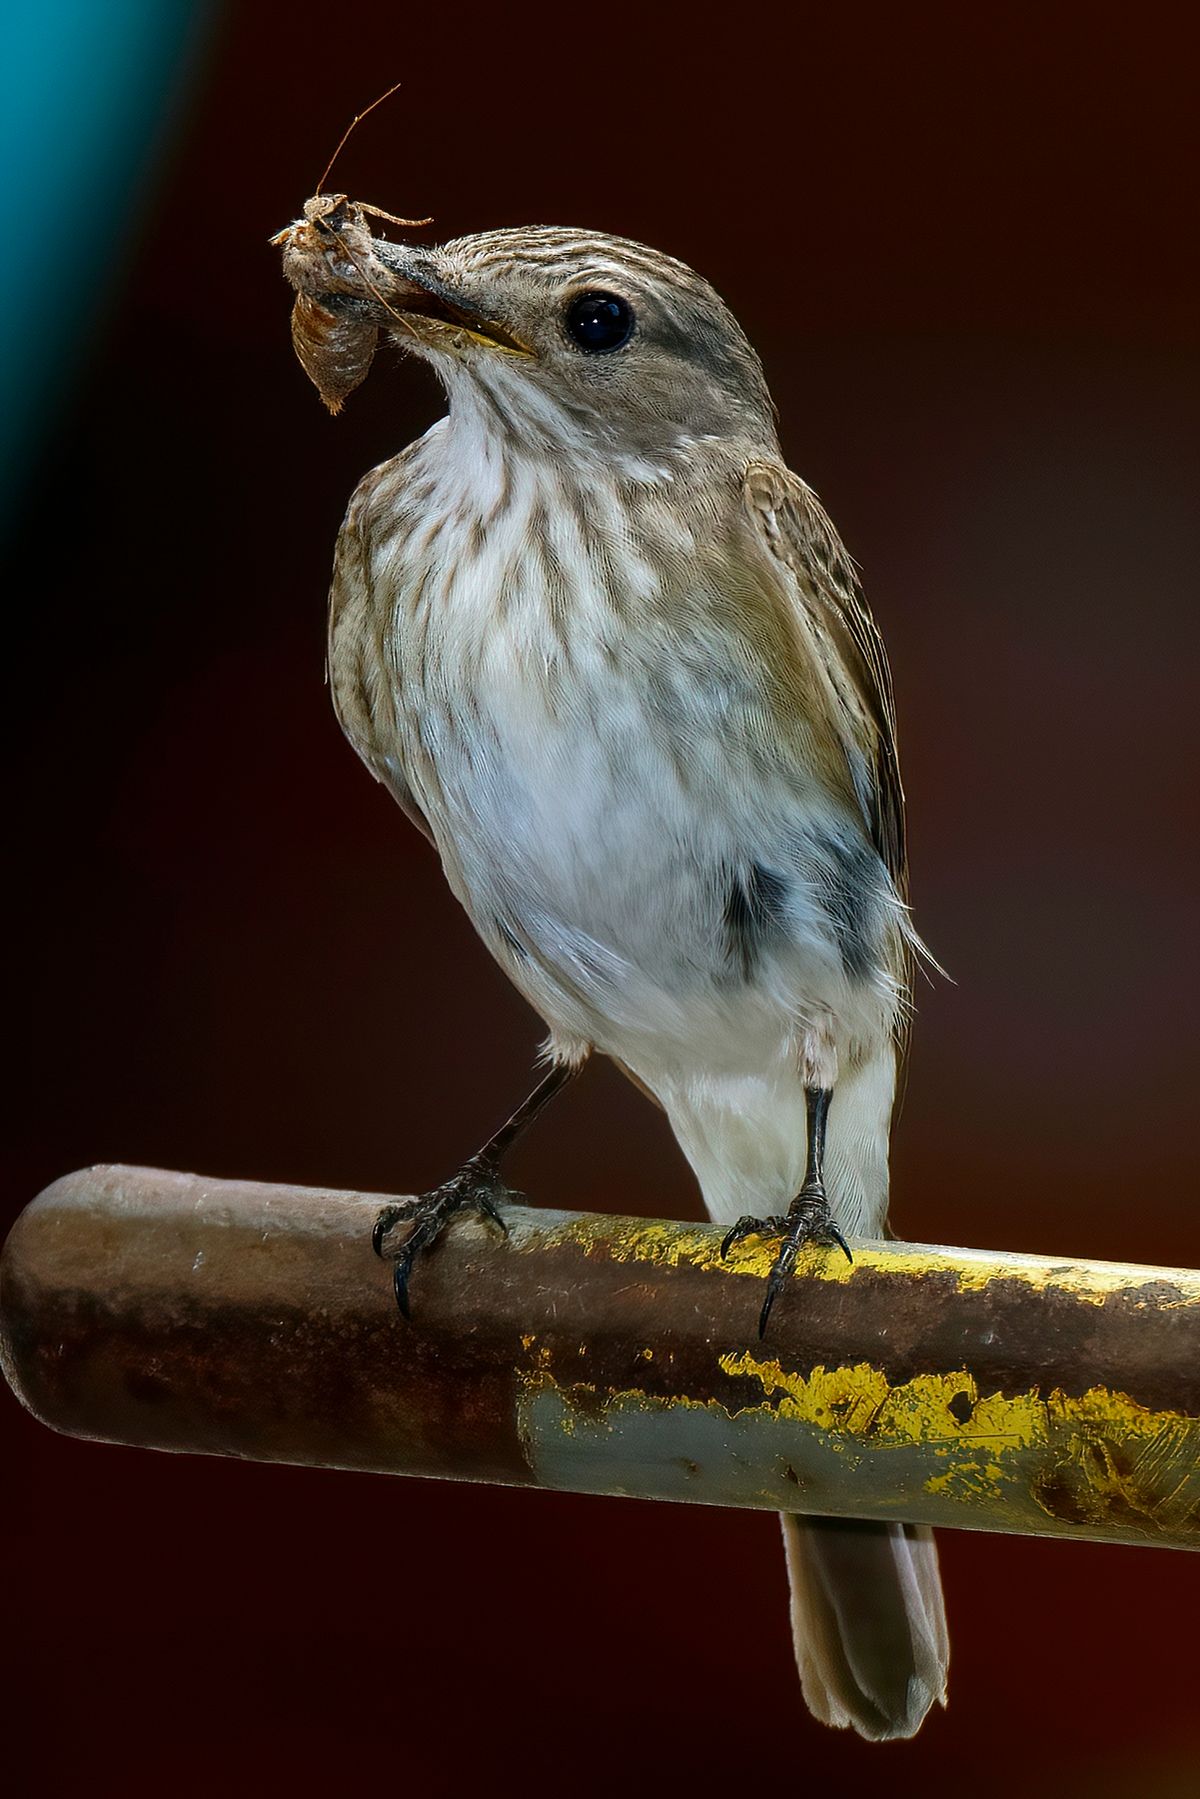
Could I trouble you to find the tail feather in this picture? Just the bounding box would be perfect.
[781,1513,949,1741]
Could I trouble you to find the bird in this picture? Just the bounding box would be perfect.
[311,219,948,1740]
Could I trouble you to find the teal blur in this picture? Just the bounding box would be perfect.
[0,0,213,517]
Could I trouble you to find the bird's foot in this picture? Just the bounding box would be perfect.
[721,1183,853,1339]
[371,1156,515,1319]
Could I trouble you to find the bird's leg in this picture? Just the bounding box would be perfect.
[758,1087,853,1337]
[372,1062,577,1319]
[720,1086,853,1338]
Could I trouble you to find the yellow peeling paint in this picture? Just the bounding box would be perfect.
[720,1351,1042,1456]
[716,1350,1199,1526]
[537,1213,1200,1308]
[517,1345,1200,1546]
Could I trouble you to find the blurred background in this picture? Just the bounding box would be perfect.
[5,2,1198,1792]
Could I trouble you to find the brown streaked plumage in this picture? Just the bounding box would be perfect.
[282,212,946,1739]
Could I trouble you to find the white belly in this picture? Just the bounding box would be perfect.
[396,601,895,1081]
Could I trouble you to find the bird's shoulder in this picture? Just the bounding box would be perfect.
[739,459,907,893]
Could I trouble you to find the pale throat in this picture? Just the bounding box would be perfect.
[431,352,743,502]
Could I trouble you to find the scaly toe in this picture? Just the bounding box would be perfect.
[374,1163,513,1320]
[787,1194,854,1265]
[755,1196,855,1337]
[720,1213,787,1258]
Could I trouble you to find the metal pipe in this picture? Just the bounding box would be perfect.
[3,1164,1198,1550]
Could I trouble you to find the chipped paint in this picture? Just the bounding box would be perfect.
[516,1347,1200,1548]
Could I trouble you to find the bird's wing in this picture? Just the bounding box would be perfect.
[327,467,434,845]
[742,461,907,899]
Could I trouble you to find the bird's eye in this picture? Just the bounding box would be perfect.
[564,290,634,353]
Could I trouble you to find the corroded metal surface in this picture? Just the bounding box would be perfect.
[3,1165,1199,1549]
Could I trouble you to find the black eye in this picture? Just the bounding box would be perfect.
[564,290,634,353]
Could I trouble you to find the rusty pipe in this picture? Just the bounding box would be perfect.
[2,1165,1198,1549]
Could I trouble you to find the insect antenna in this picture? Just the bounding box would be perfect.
[314,79,405,199]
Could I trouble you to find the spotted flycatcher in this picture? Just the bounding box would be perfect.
[300,219,947,1739]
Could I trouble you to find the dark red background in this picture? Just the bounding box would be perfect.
[6,5,1198,1793]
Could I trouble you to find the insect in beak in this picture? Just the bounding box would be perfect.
[271,82,435,412]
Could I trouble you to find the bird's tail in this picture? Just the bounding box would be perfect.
[780,1512,948,1740]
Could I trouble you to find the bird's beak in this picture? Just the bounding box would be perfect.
[374,245,534,358]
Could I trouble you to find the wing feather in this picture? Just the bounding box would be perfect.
[743,461,908,899]
[327,465,434,846]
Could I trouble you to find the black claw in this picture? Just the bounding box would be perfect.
[758,1282,780,1339]
[828,1223,854,1264]
[477,1193,508,1233]
[372,1203,405,1258]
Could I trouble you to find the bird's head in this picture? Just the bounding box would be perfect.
[299,223,778,466]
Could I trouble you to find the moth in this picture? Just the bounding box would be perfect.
[272,84,431,413]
